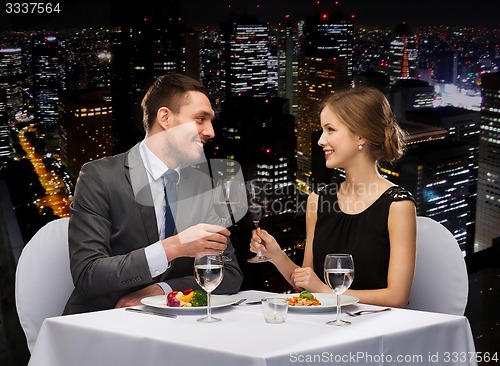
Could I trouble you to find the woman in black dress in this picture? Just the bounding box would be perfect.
[250,87,417,308]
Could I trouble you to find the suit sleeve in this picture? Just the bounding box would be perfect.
[68,161,154,297]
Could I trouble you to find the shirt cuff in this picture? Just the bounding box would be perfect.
[156,282,173,295]
[144,240,170,278]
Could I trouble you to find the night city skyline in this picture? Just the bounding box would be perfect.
[1,0,499,249]
[0,1,499,364]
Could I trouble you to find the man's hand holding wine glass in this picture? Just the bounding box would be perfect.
[162,223,230,260]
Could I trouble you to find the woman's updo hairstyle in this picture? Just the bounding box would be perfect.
[320,87,407,162]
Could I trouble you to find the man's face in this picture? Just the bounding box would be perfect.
[162,91,216,167]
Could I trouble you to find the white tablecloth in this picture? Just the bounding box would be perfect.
[29,290,477,366]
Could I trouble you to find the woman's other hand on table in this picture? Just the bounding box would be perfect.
[291,267,331,293]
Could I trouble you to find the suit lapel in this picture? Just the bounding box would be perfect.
[125,143,159,243]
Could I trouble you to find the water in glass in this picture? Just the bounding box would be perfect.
[323,254,355,326]
[194,253,224,323]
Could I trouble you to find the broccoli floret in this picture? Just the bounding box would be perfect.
[190,290,208,307]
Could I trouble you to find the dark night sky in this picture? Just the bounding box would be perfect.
[0,0,499,31]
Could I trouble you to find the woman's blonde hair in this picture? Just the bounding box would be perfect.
[320,87,407,162]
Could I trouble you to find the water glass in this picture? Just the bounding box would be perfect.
[262,297,288,324]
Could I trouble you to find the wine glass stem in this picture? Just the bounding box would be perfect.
[207,291,212,318]
[254,222,261,256]
[336,294,341,322]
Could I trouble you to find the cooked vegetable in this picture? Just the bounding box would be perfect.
[180,290,195,303]
[166,291,180,306]
[166,289,207,307]
[168,297,181,307]
[190,290,208,307]
[167,291,179,302]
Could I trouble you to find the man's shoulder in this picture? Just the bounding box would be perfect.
[81,150,129,171]
[77,152,131,186]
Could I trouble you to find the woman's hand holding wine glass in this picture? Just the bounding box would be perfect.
[246,180,270,263]
[324,254,355,326]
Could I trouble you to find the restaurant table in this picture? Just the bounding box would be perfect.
[28,290,478,366]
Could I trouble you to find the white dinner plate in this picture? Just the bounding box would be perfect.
[141,294,238,312]
[271,293,359,312]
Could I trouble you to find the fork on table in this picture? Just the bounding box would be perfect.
[344,307,391,317]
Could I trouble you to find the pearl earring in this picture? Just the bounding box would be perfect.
[358,144,363,151]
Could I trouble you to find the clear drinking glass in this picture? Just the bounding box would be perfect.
[324,254,355,326]
[212,178,242,227]
[194,253,224,323]
[212,178,245,262]
[246,179,270,263]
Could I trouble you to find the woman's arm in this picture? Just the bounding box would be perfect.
[290,193,331,293]
[250,192,321,287]
[344,199,417,307]
[250,227,298,287]
[302,192,318,268]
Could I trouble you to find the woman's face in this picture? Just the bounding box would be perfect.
[317,105,362,169]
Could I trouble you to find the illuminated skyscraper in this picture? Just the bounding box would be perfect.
[406,106,481,249]
[0,88,12,164]
[222,14,271,98]
[296,56,348,190]
[31,34,67,127]
[388,23,418,84]
[199,26,225,113]
[217,96,297,243]
[276,16,299,115]
[0,47,25,163]
[59,89,114,181]
[399,139,470,250]
[475,72,500,251]
[302,10,354,79]
[295,10,352,191]
[379,121,470,250]
[389,79,434,122]
[0,48,24,117]
[218,97,295,185]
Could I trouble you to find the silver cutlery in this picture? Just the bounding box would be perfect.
[233,298,247,305]
[243,299,265,305]
[345,307,391,317]
[233,299,264,305]
[125,307,177,318]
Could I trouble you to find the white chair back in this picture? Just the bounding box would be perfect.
[15,217,74,353]
[408,216,468,316]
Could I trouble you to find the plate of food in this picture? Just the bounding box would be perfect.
[141,289,238,312]
[271,291,359,312]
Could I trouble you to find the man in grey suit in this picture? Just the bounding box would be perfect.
[63,74,243,315]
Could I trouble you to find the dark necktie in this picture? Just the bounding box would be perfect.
[163,170,179,238]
